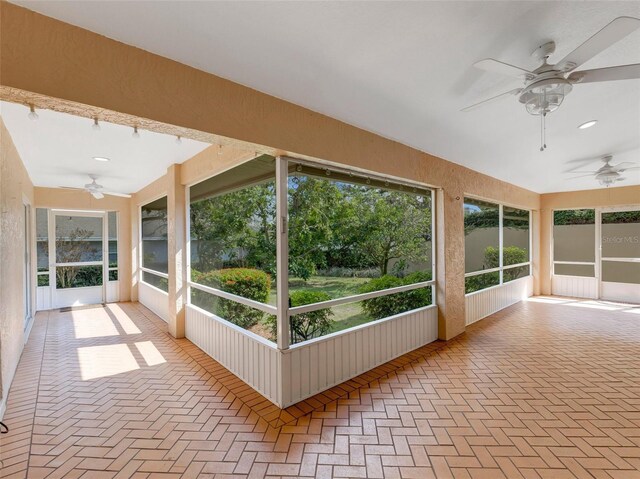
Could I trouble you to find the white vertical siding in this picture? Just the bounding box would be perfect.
[139,282,169,322]
[551,275,598,299]
[281,305,438,408]
[106,281,119,303]
[465,275,533,326]
[185,304,281,405]
[36,286,51,311]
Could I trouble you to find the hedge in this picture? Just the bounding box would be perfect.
[191,268,271,329]
[359,270,432,320]
[266,290,334,343]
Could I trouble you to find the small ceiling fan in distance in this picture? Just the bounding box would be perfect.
[462,16,640,151]
[60,174,131,199]
[567,155,640,187]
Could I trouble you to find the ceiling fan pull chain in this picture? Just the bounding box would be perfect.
[543,112,547,150]
[540,113,544,152]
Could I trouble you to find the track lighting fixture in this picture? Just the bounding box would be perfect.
[27,104,39,121]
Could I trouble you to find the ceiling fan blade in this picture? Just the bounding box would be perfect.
[473,59,535,80]
[58,186,83,191]
[564,170,598,174]
[556,16,640,72]
[567,173,599,179]
[569,63,640,84]
[461,88,522,112]
[617,166,640,172]
[103,191,132,198]
[91,191,104,200]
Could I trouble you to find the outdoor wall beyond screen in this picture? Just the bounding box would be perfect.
[464,198,531,294]
[140,196,169,292]
[188,156,435,347]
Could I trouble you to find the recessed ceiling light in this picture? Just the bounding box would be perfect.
[93,156,110,162]
[578,120,597,129]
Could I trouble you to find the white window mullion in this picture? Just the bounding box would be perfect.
[275,156,290,350]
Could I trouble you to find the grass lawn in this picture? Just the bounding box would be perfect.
[267,275,374,331]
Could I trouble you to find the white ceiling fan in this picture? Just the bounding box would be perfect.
[568,155,639,187]
[60,174,131,199]
[462,16,640,151]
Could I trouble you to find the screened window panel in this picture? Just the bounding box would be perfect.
[553,209,596,263]
[141,197,168,273]
[503,207,529,266]
[554,264,595,277]
[464,198,499,274]
[601,211,640,259]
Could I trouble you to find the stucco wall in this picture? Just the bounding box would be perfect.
[0,117,35,419]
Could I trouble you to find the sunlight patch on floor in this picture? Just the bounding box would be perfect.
[134,341,166,366]
[72,308,119,339]
[528,296,639,313]
[107,303,142,334]
[77,343,139,380]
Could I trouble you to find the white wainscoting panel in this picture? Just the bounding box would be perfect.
[282,305,438,408]
[185,304,281,405]
[139,282,169,322]
[466,275,533,326]
[551,275,598,299]
[36,286,51,311]
[107,281,120,303]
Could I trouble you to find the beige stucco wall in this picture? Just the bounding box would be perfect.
[34,187,133,302]
[539,185,640,294]
[0,117,35,419]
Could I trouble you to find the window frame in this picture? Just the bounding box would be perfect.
[185,155,437,349]
[139,194,170,292]
[463,195,532,294]
[551,207,597,278]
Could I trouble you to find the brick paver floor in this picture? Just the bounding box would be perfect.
[1,297,639,478]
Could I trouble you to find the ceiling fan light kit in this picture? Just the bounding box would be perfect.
[464,16,640,152]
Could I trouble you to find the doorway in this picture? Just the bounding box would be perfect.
[599,207,640,303]
[23,201,33,328]
[51,211,107,308]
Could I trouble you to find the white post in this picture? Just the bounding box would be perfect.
[275,156,290,350]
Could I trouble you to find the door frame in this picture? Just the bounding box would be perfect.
[49,209,109,308]
[23,196,33,329]
[598,205,640,303]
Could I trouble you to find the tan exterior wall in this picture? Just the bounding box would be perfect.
[34,188,133,302]
[0,117,35,419]
[1,3,543,340]
[539,185,640,294]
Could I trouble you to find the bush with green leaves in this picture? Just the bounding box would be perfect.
[465,245,528,293]
[359,271,432,320]
[265,290,334,343]
[191,268,270,329]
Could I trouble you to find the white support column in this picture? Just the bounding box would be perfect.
[275,156,290,350]
[167,164,186,338]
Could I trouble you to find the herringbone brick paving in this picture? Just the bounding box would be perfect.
[1,297,639,478]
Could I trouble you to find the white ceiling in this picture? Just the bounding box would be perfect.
[0,101,210,194]
[9,1,640,193]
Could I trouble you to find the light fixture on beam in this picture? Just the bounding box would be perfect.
[27,104,39,121]
[132,126,140,139]
[92,118,101,131]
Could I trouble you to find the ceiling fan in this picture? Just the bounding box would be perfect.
[462,16,640,150]
[60,174,131,199]
[568,155,639,187]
